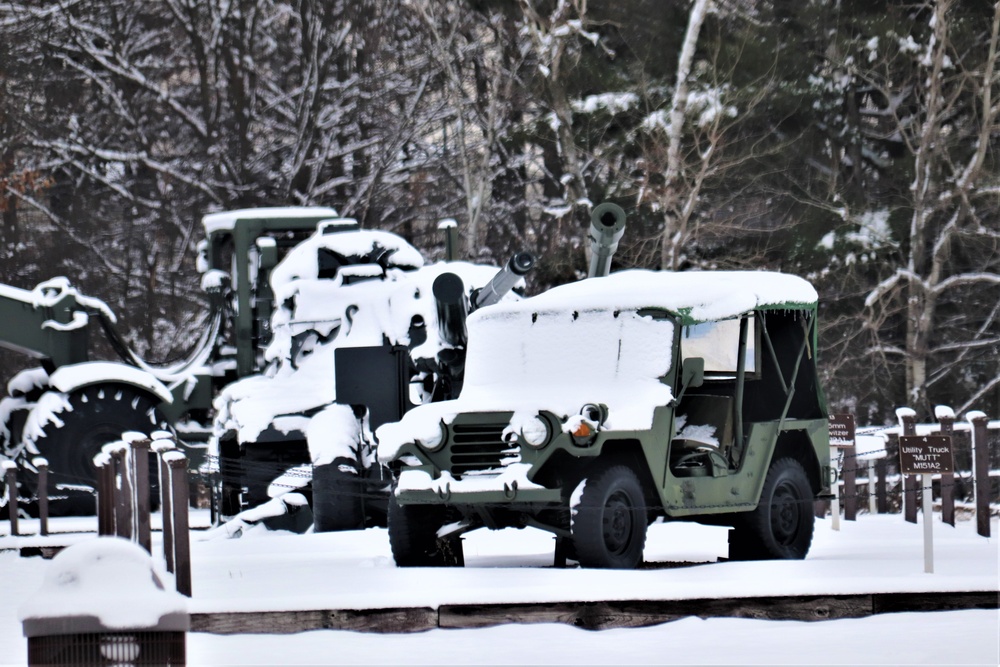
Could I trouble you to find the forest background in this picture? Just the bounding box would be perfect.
[0,0,997,424]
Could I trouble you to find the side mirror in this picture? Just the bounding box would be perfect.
[682,357,705,389]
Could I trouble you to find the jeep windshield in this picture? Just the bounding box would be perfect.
[457,305,676,431]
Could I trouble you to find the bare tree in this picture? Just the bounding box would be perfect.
[862,0,1000,415]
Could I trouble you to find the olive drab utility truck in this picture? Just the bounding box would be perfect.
[378,210,832,569]
[0,207,342,514]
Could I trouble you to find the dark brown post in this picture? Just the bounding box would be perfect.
[112,447,133,540]
[936,407,956,527]
[167,453,192,597]
[968,412,991,538]
[4,462,18,537]
[95,452,115,536]
[130,438,152,554]
[876,457,889,514]
[34,458,49,536]
[843,444,857,521]
[898,409,918,524]
[154,439,176,573]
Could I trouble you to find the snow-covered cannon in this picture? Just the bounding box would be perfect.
[587,202,626,278]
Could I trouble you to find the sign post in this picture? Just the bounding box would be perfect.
[898,434,954,574]
[828,414,856,530]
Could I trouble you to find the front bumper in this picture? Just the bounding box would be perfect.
[393,465,563,506]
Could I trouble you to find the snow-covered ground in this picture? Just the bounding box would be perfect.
[1,513,997,665]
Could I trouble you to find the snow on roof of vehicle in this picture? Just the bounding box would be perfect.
[270,228,424,287]
[483,269,817,324]
[201,206,340,234]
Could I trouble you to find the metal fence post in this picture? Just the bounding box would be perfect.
[968,411,991,538]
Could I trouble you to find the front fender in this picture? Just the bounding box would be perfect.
[48,362,174,405]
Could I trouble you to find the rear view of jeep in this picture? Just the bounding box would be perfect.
[377,269,831,569]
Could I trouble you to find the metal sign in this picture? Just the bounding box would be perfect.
[898,435,954,475]
[829,414,856,447]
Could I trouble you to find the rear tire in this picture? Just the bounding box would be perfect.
[387,491,463,567]
[571,463,647,569]
[25,384,170,516]
[729,457,814,560]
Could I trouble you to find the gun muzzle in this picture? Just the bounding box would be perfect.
[587,202,626,278]
[472,251,534,310]
[433,272,469,348]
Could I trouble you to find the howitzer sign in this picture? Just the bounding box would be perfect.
[829,414,856,446]
[898,436,954,475]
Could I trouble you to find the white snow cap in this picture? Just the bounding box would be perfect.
[965,411,988,423]
[18,538,187,630]
[201,206,339,234]
[934,405,955,420]
[494,269,817,323]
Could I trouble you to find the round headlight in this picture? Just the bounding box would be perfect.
[416,420,447,452]
[521,415,551,448]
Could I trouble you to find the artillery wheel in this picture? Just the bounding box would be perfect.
[729,457,814,560]
[387,492,463,567]
[25,384,169,516]
[570,463,647,569]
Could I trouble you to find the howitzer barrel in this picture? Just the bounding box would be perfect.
[472,251,534,310]
[432,272,469,349]
[587,202,626,278]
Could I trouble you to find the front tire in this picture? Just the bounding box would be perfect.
[25,384,170,516]
[387,492,463,567]
[729,457,814,560]
[571,463,648,569]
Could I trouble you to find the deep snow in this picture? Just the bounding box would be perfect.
[1,512,997,665]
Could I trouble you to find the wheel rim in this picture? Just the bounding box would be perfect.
[770,480,801,546]
[602,490,635,556]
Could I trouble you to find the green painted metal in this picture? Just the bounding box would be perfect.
[391,294,831,537]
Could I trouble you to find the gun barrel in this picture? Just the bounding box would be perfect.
[432,272,469,349]
[472,251,534,310]
[587,202,626,278]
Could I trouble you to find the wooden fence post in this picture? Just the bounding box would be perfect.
[876,457,888,514]
[128,436,152,554]
[935,407,955,527]
[897,409,918,524]
[166,452,192,597]
[967,411,991,538]
[868,459,877,514]
[153,437,177,574]
[843,443,857,521]
[94,452,114,537]
[33,458,49,537]
[3,461,18,537]
[111,445,133,540]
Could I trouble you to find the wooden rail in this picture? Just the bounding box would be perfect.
[189,591,999,635]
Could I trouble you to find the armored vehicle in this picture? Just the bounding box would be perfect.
[379,266,832,568]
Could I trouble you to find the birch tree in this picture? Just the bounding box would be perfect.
[861,1,1000,415]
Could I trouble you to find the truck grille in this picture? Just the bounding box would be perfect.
[449,422,510,476]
